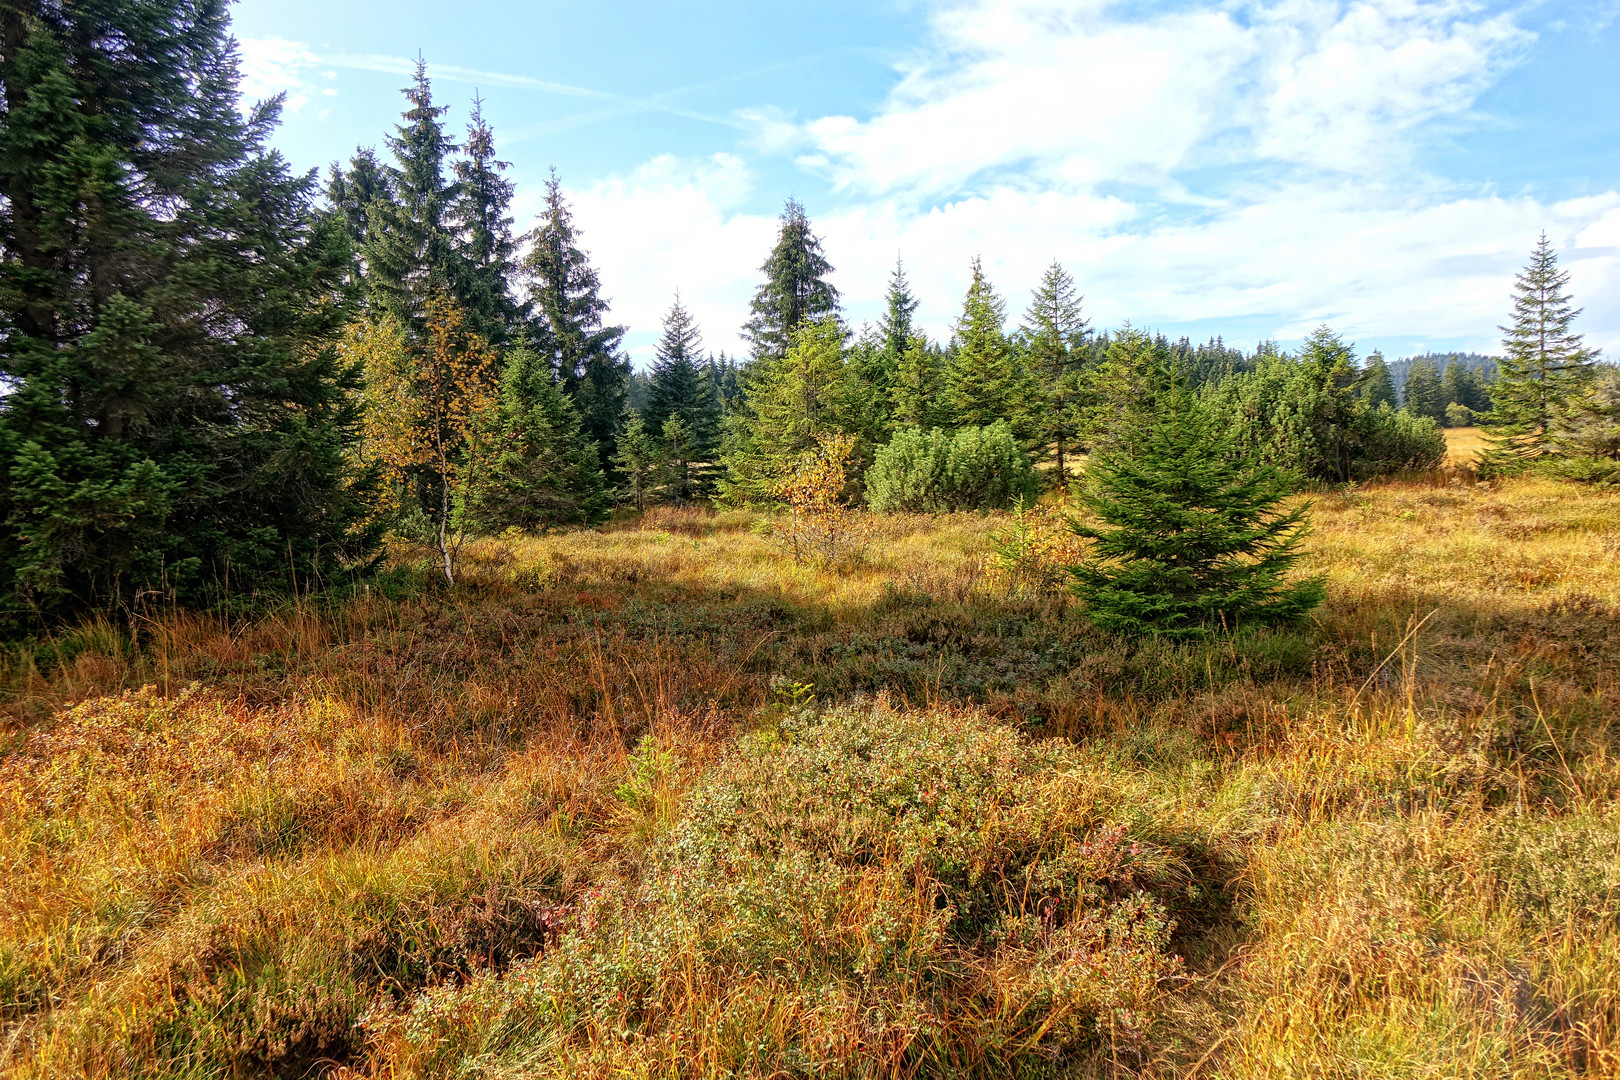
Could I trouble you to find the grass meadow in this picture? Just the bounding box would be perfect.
[2,438,1617,1078]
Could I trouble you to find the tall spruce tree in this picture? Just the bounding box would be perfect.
[645,294,720,482]
[363,59,461,329]
[1021,260,1091,483]
[450,94,519,344]
[523,170,628,470]
[0,0,369,624]
[1440,359,1486,414]
[878,256,921,361]
[1070,369,1325,639]
[326,146,393,285]
[1484,234,1598,471]
[943,259,1038,442]
[741,198,839,361]
[1359,351,1397,409]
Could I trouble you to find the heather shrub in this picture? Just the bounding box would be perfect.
[364,701,1191,1077]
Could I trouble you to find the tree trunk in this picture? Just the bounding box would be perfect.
[438,472,456,585]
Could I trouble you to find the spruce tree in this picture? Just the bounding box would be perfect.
[644,294,720,476]
[1401,359,1446,424]
[707,354,744,411]
[363,59,461,329]
[877,256,921,362]
[741,198,839,361]
[1485,234,1598,471]
[1292,326,1361,483]
[892,336,945,430]
[450,94,519,344]
[1551,365,1620,479]
[523,170,628,470]
[464,339,606,531]
[612,411,662,511]
[943,259,1039,442]
[1070,372,1325,639]
[658,414,699,502]
[327,146,393,284]
[1021,260,1091,483]
[1440,359,1485,414]
[0,0,369,624]
[1079,324,1166,453]
[719,317,860,504]
[1359,351,1397,409]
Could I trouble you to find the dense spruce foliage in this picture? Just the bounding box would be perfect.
[1071,367,1325,637]
[0,0,370,628]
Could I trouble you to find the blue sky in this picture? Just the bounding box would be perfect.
[235,0,1620,367]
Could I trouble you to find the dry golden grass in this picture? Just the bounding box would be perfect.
[1445,425,1488,465]
[2,476,1617,1078]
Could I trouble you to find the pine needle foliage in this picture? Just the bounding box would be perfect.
[1484,234,1599,473]
[741,198,839,362]
[0,0,368,625]
[463,340,605,531]
[1020,260,1091,483]
[1070,376,1324,639]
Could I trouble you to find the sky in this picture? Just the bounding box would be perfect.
[233,0,1620,368]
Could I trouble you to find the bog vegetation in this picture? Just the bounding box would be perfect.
[2,4,1618,1078]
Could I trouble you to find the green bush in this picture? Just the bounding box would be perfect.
[866,422,1036,512]
[1202,329,1445,483]
[1354,403,1447,477]
[942,421,1039,509]
[862,426,951,511]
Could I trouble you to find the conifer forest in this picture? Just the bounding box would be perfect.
[2,4,1618,1079]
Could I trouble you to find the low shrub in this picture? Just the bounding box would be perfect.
[866,422,1037,512]
[363,701,1193,1077]
[1354,403,1447,478]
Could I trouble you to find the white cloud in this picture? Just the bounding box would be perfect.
[565,0,1620,362]
[791,0,1531,197]
[567,156,778,364]
[237,37,321,112]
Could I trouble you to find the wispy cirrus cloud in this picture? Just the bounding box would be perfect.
[236,37,743,133]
